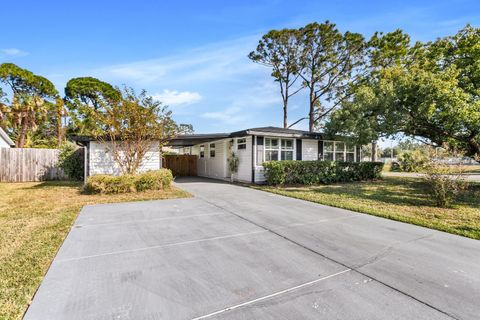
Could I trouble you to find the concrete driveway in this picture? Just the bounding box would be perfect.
[25,177,480,320]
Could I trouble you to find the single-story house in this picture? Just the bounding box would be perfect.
[75,126,361,184]
[169,126,361,184]
[0,128,15,148]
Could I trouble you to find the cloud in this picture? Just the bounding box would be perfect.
[94,35,262,87]
[202,107,248,125]
[1,48,28,57]
[152,89,202,106]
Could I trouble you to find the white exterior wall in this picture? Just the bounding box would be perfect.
[302,139,318,161]
[235,136,252,183]
[0,137,10,148]
[88,141,161,175]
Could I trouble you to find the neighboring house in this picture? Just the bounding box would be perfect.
[73,138,162,177]
[0,128,15,148]
[170,126,362,184]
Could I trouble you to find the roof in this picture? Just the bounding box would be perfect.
[170,127,325,147]
[73,127,330,147]
[0,128,15,147]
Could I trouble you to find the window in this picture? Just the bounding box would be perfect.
[281,139,293,160]
[264,138,294,162]
[265,138,279,161]
[237,138,246,150]
[323,141,334,161]
[199,145,205,158]
[346,144,355,162]
[335,142,345,162]
[209,143,215,158]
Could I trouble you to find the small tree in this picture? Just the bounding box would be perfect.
[94,87,177,174]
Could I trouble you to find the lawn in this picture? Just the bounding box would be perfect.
[256,177,480,240]
[0,181,190,320]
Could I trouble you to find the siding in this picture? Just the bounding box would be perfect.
[89,141,160,175]
[235,136,252,182]
[302,139,318,160]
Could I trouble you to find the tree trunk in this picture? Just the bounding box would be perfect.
[371,141,378,162]
[283,100,288,129]
[308,87,315,132]
[16,120,28,148]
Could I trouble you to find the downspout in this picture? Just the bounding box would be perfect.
[251,135,255,184]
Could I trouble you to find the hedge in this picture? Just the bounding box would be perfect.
[83,169,173,194]
[263,161,384,186]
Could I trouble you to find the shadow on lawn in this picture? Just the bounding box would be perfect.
[284,178,436,207]
[25,180,82,189]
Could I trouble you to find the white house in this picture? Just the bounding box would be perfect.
[0,128,15,148]
[170,126,361,184]
[75,126,361,183]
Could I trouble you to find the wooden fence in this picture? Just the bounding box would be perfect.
[163,154,197,177]
[0,148,69,182]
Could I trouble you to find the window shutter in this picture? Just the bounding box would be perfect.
[356,146,361,162]
[296,139,302,161]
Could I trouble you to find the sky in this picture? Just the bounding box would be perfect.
[1,0,479,145]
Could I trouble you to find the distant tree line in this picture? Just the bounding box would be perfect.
[250,22,480,160]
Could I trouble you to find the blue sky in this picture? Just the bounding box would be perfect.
[1,0,479,142]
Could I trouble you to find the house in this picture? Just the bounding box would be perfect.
[0,128,15,148]
[75,126,361,183]
[73,137,162,178]
[169,126,361,184]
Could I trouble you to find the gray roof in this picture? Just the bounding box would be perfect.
[0,128,14,147]
[170,126,325,147]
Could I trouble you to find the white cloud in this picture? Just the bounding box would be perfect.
[1,48,28,57]
[202,106,248,125]
[152,89,202,106]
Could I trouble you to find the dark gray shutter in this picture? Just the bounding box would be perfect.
[296,139,302,160]
[356,146,361,162]
[318,140,324,160]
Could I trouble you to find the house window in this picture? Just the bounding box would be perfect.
[323,141,334,161]
[335,142,345,162]
[265,138,279,161]
[210,143,216,157]
[237,138,246,150]
[200,145,205,158]
[346,144,355,162]
[264,138,294,161]
[281,139,294,160]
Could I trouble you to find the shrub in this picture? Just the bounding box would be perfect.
[58,142,84,180]
[263,161,384,186]
[397,150,428,172]
[84,169,173,194]
[135,169,173,191]
[423,163,468,207]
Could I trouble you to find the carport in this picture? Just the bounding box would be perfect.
[24,177,480,320]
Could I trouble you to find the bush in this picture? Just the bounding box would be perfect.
[58,142,84,180]
[397,150,428,172]
[84,169,173,194]
[423,163,468,207]
[263,161,384,186]
[135,169,173,191]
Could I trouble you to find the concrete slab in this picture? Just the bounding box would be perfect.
[24,177,480,320]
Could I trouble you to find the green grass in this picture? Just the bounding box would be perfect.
[0,181,190,320]
[255,177,480,240]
